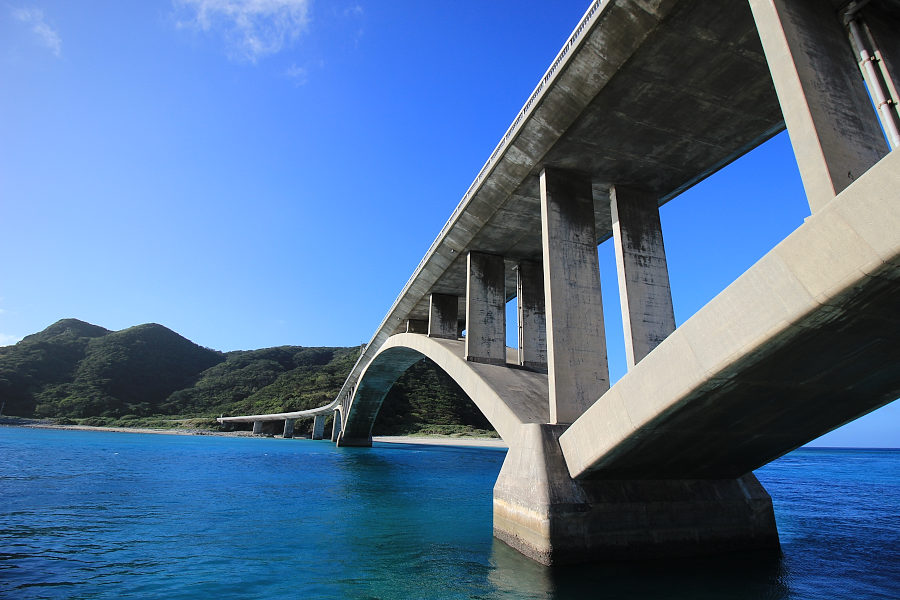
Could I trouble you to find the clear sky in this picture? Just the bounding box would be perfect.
[1,1,896,447]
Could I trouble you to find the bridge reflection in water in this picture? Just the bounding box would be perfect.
[220,0,900,565]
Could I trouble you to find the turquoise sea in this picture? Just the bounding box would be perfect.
[1,427,898,599]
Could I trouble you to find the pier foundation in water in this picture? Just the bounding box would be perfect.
[492,424,780,565]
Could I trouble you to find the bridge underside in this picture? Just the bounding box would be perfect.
[398,0,786,323]
[561,149,900,480]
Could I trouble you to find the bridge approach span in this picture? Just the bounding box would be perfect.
[217,396,340,439]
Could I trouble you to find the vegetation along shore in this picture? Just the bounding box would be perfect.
[0,319,498,439]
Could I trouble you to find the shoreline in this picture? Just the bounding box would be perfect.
[3,421,254,437]
[2,421,891,450]
[373,435,507,448]
[1,420,507,447]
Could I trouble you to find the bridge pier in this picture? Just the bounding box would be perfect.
[610,186,676,370]
[748,0,889,212]
[515,260,547,372]
[311,415,326,440]
[251,420,279,436]
[406,319,428,334]
[464,252,506,365]
[282,418,295,439]
[331,409,342,442]
[540,167,609,424]
[428,293,459,339]
[493,424,780,566]
[335,433,372,447]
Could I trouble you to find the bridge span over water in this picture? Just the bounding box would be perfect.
[220,0,900,565]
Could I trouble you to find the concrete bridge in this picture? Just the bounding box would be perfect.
[219,0,900,565]
[218,404,336,440]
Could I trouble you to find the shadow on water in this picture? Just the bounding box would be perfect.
[488,540,791,600]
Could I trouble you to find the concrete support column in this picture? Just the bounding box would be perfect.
[331,409,342,442]
[252,420,263,435]
[749,0,889,212]
[465,252,506,365]
[516,260,547,372]
[311,415,326,440]
[428,293,459,339]
[406,319,428,334]
[610,186,676,370]
[335,388,373,447]
[282,418,295,439]
[540,167,609,424]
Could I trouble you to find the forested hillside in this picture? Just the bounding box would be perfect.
[0,319,495,436]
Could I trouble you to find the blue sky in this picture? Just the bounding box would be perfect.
[1,1,896,446]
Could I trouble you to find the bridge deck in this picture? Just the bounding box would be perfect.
[218,402,338,423]
[334,0,784,403]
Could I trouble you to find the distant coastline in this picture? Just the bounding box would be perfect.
[1,417,252,437]
[0,417,507,448]
[6,418,893,450]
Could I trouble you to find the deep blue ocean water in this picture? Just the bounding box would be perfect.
[1,427,897,600]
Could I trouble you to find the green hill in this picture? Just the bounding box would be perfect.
[0,319,494,436]
[0,318,114,418]
[161,345,359,418]
[0,320,225,419]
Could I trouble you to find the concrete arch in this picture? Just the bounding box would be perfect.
[337,333,549,446]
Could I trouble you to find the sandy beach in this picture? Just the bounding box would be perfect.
[373,435,507,448]
[1,419,506,448]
